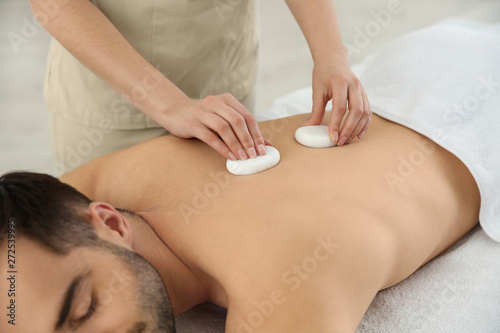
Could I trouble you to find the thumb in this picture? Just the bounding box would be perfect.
[303,90,327,126]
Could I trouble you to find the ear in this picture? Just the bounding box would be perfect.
[87,202,133,250]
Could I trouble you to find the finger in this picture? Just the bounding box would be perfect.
[356,115,371,142]
[362,87,371,114]
[357,89,372,140]
[220,94,265,157]
[213,104,257,159]
[345,89,370,144]
[346,116,366,144]
[196,125,237,161]
[225,100,271,155]
[226,96,267,155]
[338,82,364,146]
[303,87,328,127]
[328,82,348,144]
[245,119,267,156]
[200,111,247,160]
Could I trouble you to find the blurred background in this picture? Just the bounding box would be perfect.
[1,0,499,175]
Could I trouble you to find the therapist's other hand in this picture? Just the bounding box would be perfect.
[164,93,270,161]
[303,55,372,146]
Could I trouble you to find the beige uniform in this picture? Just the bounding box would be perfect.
[45,0,259,173]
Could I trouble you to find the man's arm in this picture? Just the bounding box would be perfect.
[285,0,372,146]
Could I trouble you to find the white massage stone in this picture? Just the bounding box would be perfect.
[226,146,280,176]
[295,125,337,148]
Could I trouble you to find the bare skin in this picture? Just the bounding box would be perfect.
[54,112,480,332]
[0,112,479,332]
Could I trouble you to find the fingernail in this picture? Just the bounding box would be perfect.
[359,131,366,139]
[238,149,248,160]
[248,147,257,159]
[329,131,333,142]
[257,144,266,156]
[228,152,237,161]
[333,131,339,144]
[338,136,347,146]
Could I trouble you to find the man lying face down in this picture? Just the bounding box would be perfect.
[0,111,481,333]
[0,173,175,332]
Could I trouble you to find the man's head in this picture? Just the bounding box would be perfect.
[0,172,176,332]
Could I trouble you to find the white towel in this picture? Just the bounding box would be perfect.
[357,19,500,242]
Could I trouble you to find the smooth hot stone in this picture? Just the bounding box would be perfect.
[295,125,337,148]
[226,146,280,176]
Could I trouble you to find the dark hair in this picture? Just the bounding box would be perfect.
[0,171,100,254]
[0,172,176,332]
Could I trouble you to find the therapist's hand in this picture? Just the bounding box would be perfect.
[163,93,271,161]
[284,0,371,146]
[303,55,372,146]
[29,0,269,162]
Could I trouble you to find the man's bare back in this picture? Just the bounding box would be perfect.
[61,112,480,332]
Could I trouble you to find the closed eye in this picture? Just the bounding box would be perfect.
[68,296,97,331]
[80,297,96,323]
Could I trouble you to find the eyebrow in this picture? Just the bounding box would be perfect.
[55,270,91,330]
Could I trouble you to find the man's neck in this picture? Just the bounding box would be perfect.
[123,210,223,315]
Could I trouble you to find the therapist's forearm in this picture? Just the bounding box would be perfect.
[284,0,347,64]
[29,0,186,120]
